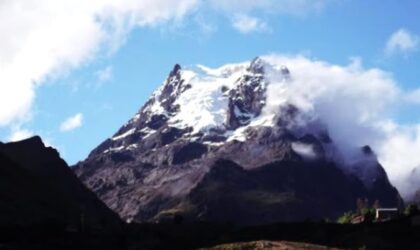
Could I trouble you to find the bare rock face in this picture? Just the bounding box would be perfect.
[74,58,401,224]
[0,136,121,230]
[226,58,268,129]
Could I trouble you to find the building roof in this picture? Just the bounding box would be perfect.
[376,208,398,212]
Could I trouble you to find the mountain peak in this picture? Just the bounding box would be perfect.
[74,57,401,224]
[248,57,265,74]
[170,63,182,77]
[362,145,374,156]
[86,58,379,166]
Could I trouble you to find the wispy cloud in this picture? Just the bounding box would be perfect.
[385,28,419,56]
[209,0,331,15]
[404,88,420,104]
[60,113,83,132]
[94,65,113,87]
[232,14,269,34]
[210,0,332,34]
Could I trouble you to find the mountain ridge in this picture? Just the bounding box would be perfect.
[74,57,401,224]
[0,136,121,229]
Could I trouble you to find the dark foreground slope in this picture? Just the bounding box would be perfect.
[0,136,121,230]
[1,218,420,250]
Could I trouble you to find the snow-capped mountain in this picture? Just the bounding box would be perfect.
[74,57,401,224]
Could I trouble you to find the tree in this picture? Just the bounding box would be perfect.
[361,208,375,223]
[337,212,354,224]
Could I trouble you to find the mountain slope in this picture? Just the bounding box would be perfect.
[0,136,121,229]
[74,57,401,224]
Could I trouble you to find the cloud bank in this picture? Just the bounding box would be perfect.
[263,54,420,198]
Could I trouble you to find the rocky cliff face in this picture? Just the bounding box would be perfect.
[0,136,121,229]
[74,57,401,224]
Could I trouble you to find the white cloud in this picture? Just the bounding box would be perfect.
[232,14,269,33]
[60,113,83,132]
[375,123,420,197]
[194,15,218,35]
[0,0,199,127]
[385,28,419,56]
[291,142,317,160]
[404,88,420,104]
[210,0,331,33]
[95,65,113,83]
[264,55,398,149]
[261,54,420,198]
[208,0,330,15]
[8,129,34,142]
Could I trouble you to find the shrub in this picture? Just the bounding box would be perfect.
[361,208,375,222]
[337,212,354,224]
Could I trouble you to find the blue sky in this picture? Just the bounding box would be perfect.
[0,0,420,165]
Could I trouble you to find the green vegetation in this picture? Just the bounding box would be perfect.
[336,198,376,224]
[337,199,420,224]
[360,208,375,223]
[337,212,354,224]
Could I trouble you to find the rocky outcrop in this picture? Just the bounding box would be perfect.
[226,58,269,129]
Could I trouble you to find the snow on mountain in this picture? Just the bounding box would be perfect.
[96,56,390,178]
[74,56,401,224]
[113,57,291,147]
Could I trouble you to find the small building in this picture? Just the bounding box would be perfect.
[375,208,399,221]
[351,215,365,224]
